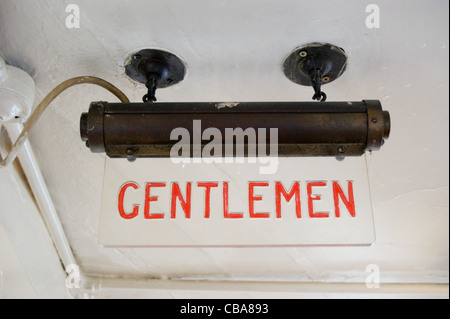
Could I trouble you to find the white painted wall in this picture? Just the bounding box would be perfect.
[0,0,448,298]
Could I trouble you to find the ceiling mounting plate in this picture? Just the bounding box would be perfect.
[282,43,348,87]
[124,48,186,89]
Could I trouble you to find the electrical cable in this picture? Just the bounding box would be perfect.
[0,76,130,167]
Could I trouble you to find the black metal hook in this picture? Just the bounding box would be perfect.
[142,74,160,103]
[310,69,327,102]
[313,91,327,102]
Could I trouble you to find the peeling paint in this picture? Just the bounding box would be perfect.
[215,102,239,109]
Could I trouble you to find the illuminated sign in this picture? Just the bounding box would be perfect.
[99,156,375,246]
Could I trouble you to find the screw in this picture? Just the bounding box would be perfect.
[371,118,378,123]
[299,51,307,58]
[126,149,136,162]
[337,146,346,153]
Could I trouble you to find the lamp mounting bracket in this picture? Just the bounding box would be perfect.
[282,43,348,102]
[124,48,186,102]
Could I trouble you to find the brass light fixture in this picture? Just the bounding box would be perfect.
[79,44,390,161]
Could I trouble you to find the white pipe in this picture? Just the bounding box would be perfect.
[0,58,129,295]
[4,123,77,270]
[74,275,449,299]
[1,56,77,275]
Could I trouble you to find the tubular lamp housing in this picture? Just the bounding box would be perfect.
[80,100,390,159]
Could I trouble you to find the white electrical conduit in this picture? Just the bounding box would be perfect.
[1,73,129,277]
[3,122,77,269]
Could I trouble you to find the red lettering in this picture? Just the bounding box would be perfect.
[275,182,301,218]
[223,182,243,218]
[120,180,354,221]
[249,182,270,218]
[197,182,218,218]
[307,181,329,218]
[332,181,356,217]
[118,182,140,219]
[144,183,166,219]
[171,182,192,218]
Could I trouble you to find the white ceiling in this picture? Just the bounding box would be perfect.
[0,0,448,285]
